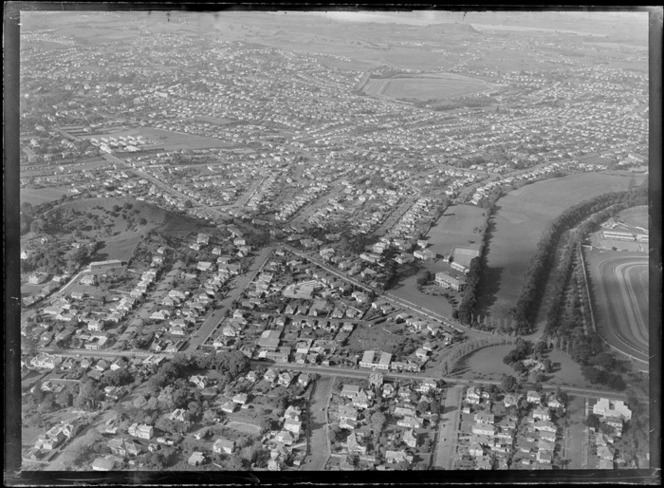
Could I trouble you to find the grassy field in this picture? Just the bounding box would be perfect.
[456,344,590,388]
[389,272,457,318]
[479,173,644,319]
[426,204,485,257]
[345,322,405,354]
[20,187,72,205]
[51,197,208,261]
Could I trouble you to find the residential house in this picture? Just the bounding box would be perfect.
[91,455,117,471]
[213,438,235,455]
[503,393,523,408]
[188,451,206,466]
[385,450,412,465]
[532,407,551,421]
[397,416,423,429]
[340,384,361,399]
[169,409,187,422]
[189,375,208,389]
[465,386,482,405]
[232,393,249,406]
[274,430,294,446]
[353,390,371,409]
[533,421,557,434]
[284,418,302,436]
[527,390,542,404]
[403,430,418,449]
[593,398,632,421]
[345,432,367,455]
[220,401,237,414]
[284,405,302,420]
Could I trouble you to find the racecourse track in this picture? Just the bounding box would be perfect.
[586,250,649,365]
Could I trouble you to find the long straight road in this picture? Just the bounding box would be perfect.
[283,244,488,339]
[300,375,335,471]
[432,384,463,469]
[185,245,276,352]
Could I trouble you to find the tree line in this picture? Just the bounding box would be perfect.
[512,185,647,335]
[457,206,494,326]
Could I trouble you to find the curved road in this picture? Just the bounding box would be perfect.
[587,251,649,364]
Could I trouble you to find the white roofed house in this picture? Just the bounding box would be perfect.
[403,430,418,449]
[189,375,208,389]
[284,405,302,420]
[465,386,482,405]
[212,438,235,455]
[352,390,372,410]
[593,398,632,422]
[283,417,302,436]
[532,407,551,421]
[340,384,361,399]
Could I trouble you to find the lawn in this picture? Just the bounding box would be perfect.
[479,172,643,319]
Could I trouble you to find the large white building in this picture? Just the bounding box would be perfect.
[593,398,632,421]
[435,272,466,292]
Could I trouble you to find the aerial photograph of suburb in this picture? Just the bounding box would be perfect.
[15,7,655,476]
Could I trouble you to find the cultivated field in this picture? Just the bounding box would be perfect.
[426,204,486,257]
[584,249,649,365]
[478,173,644,319]
[363,73,493,101]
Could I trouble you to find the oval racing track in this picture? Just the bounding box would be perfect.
[590,252,649,365]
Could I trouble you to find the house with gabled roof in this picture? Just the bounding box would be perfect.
[188,451,206,466]
[213,438,235,455]
[533,407,551,421]
[464,385,482,405]
[527,390,542,404]
[353,390,371,409]
[284,418,302,436]
[397,416,423,429]
[344,432,367,455]
[340,384,361,399]
[274,430,294,446]
[503,393,523,408]
[403,429,418,448]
